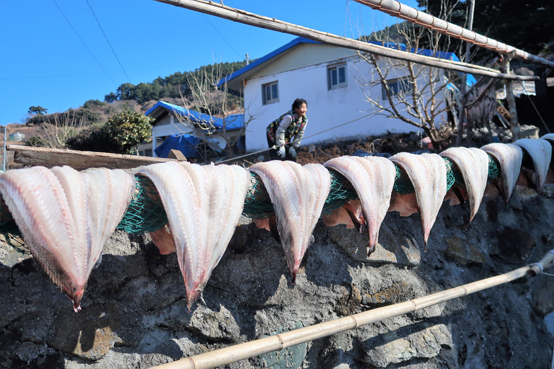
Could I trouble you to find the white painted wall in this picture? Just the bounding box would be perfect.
[243,44,447,152]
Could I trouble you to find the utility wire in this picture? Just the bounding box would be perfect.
[202,14,242,58]
[516,77,550,134]
[51,0,117,85]
[85,0,132,83]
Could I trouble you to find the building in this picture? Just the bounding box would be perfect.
[218,37,472,152]
[141,101,244,158]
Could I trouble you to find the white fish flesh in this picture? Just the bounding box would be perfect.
[389,153,447,246]
[0,166,134,312]
[514,138,552,193]
[440,147,489,222]
[324,156,396,254]
[481,143,522,203]
[250,161,331,282]
[139,162,250,308]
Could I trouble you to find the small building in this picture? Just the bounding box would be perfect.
[218,37,471,152]
[142,101,244,158]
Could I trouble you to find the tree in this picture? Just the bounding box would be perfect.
[356,1,463,148]
[103,109,153,154]
[26,110,86,149]
[104,92,117,103]
[28,106,48,115]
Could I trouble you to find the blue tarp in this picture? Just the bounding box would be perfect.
[154,134,200,158]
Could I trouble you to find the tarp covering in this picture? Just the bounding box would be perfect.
[154,134,200,158]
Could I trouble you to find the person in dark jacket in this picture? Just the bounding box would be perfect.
[266,98,308,161]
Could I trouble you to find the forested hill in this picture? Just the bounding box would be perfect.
[103,60,249,105]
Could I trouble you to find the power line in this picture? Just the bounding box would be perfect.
[51,0,117,85]
[85,0,132,84]
[202,14,242,58]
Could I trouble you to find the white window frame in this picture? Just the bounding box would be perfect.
[382,77,413,100]
[262,81,279,105]
[328,63,347,90]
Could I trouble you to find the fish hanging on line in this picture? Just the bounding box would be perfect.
[481,143,523,204]
[0,166,135,312]
[514,138,552,193]
[324,156,396,255]
[389,153,447,247]
[139,162,250,309]
[250,161,331,283]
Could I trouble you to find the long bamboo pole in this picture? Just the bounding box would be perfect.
[354,0,554,69]
[149,250,554,369]
[154,0,538,82]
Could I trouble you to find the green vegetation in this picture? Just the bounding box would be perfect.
[28,106,48,115]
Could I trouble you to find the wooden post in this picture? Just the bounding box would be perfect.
[499,53,521,141]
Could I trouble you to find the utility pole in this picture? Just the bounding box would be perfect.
[499,51,520,141]
[456,0,475,145]
[3,125,7,172]
[245,53,250,65]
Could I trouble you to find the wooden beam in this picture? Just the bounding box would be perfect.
[8,145,181,170]
[155,0,539,82]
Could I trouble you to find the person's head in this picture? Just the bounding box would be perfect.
[292,98,308,117]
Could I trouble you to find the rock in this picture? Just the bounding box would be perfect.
[494,227,536,263]
[542,184,554,198]
[544,312,554,336]
[362,324,452,368]
[519,125,540,139]
[257,322,307,369]
[532,277,554,317]
[444,236,486,266]
[328,222,420,266]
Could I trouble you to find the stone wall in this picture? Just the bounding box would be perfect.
[1,186,553,369]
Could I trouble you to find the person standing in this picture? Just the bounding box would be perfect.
[266,98,308,161]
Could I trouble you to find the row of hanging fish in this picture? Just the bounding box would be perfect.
[0,135,552,312]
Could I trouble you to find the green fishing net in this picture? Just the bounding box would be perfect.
[117,175,168,235]
[0,154,506,236]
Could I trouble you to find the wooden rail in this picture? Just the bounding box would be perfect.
[7,145,185,170]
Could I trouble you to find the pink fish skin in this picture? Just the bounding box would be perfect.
[440,147,489,222]
[324,156,396,254]
[481,143,523,204]
[250,161,331,283]
[514,138,552,193]
[389,153,447,246]
[139,162,250,309]
[0,166,134,312]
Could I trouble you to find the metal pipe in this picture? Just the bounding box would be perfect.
[354,0,554,69]
[155,0,539,81]
[149,250,554,369]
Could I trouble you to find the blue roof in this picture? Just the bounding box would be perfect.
[145,101,244,130]
[218,37,476,88]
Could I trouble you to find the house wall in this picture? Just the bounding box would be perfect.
[243,44,447,152]
[151,114,194,156]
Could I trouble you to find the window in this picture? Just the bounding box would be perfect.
[328,63,347,90]
[262,81,279,105]
[382,77,413,100]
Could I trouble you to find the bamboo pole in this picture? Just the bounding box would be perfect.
[149,250,554,369]
[354,0,554,69]
[154,0,538,82]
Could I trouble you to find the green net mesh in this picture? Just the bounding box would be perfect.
[117,175,168,235]
[0,154,507,236]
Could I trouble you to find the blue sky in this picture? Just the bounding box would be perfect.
[0,0,420,125]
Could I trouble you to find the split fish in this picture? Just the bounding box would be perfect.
[0,166,135,312]
[440,147,489,222]
[324,156,396,255]
[389,153,447,246]
[481,143,522,203]
[139,162,250,309]
[541,134,554,183]
[250,161,331,282]
[514,138,552,193]
[321,200,364,230]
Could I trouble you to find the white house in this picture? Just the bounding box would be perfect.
[218,37,467,152]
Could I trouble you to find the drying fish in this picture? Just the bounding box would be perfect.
[481,143,522,203]
[389,153,447,246]
[542,134,554,181]
[250,161,331,282]
[514,139,552,193]
[321,200,363,230]
[324,156,396,255]
[388,192,419,216]
[139,162,250,308]
[149,225,176,255]
[440,147,489,222]
[0,166,135,312]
